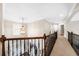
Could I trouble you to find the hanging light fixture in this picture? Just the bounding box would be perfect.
[20,17,25,34]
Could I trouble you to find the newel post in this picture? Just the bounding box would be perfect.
[44,34,46,40]
[1,35,6,56]
[43,33,46,56]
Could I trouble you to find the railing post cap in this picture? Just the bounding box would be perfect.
[1,35,5,37]
[71,32,73,34]
[44,33,46,36]
[1,35,6,42]
[43,33,46,39]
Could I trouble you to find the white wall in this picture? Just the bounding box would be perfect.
[3,20,27,37]
[3,19,57,37]
[0,3,2,56]
[27,20,54,37]
[3,20,13,35]
[64,11,79,39]
[0,3,2,35]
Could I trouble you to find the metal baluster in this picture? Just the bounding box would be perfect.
[24,40,26,56]
[37,39,39,56]
[33,39,34,56]
[34,39,37,56]
[38,39,40,56]
[12,40,14,56]
[39,39,41,56]
[29,40,31,56]
[8,40,10,56]
[20,40,22,56]
[16,40,18,56]
[28,40,29,56]
[43,39,44,56]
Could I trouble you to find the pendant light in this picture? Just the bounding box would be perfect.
[20,17,25,34]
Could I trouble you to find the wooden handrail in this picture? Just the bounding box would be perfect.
[0,34,47,56]
[0,34,50,41]
[6,37,44,40]
[0,32,57,56]
[67,31,79,55]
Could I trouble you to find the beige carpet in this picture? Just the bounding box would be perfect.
[50,35,77,56]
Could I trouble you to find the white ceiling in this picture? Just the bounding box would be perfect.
[3,3,74,24]
[71,12,79,21]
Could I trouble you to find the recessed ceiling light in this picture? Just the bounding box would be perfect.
[59,14,64,17]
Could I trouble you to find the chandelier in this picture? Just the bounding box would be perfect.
[20,17,25,34]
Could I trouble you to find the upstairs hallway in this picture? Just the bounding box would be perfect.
[50,35,77,56]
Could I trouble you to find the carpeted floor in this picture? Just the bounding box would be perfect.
[50,35,77,56]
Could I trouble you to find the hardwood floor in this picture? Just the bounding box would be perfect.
[50,35,77,56]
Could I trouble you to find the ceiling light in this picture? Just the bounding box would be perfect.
[60,14,64,17]
[20,17,25,34]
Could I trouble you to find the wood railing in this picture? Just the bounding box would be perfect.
[68,31,73,46]
[0,32,57,56]
[68,31,79,55]
[44,32,57,56]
